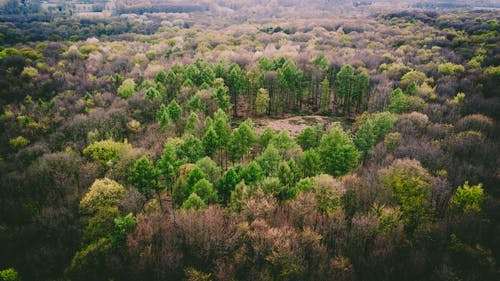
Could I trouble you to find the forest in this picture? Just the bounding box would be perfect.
[0,0,499,280]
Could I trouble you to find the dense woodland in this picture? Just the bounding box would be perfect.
[0,1,500,281]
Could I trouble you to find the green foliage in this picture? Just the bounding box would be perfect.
[177,135,204,163]
[202,127,218,157]
[117,78,136,98]
[218,166,242,204]
[259,127,276,149]
[157,142,179,182]
[185,112,200,133]
[212,86,231,113]
[0,268,19,281]
[167,99,183,123]
[400,70,427,87]
[313,54,330,72]
[387,88,410,113]
[195,157,221,183]
[187,92,205,112]
[80,178,126,214]
[269,130,298,157]
[450,182,484,214]
[381,159,432,233]
[65,238,111,281]
[256,144,282,176]
[255,88,270,116]
[109,213,137,247]
[384,132,402,152]
[297,125,323,151]
[320,78,331,112]
[181,193,206,210]
[192,179,218,204]
[128,156,160,198]
[9,136,30,149]
[438,62,465,76]
[241,161,264,185]
[186,166,207,188]
[82,206,121,246]
[184,267,212,281]
[354,112,396,156]
[319,126,360,177]
[228,119,256,161]
[83,140,131,166]
[299,149,322,178]
[313,174,344,214]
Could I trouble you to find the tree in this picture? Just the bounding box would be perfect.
[186,166,207,188]
[218,166,242,204]
[320,78,331,112]
[259,127,276,149]
[256,144,282,176]
[177,135,204,163]
[387,88,409,113]
[128,156,159,199]
[299,149,322,178]
[255,88,270,116]
[167,99,183,135]
[450,181,484,214]
[157,141,180,186]
[318,126,360,177]
[0,268,19,281]
[212,86,231,113]
[187,92,205,112]
[227,63,246,117]
[355,112,396,159]
[297,125,323,151]
[241,161,264,185]
[185,112,200,133]
[381,159,432,233]
[335,65,355,114]
[109,213,137,247]
[213,109,231,168]
[228,119,256,163]
[192,179,218,204]
[202,127,218,158]
[117,78,136,99]
[181,193,206,210]
[80,178,126,214]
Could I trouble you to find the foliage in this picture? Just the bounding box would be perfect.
[450,181,484,214]
[0,268,19,281]
[109,213,137,247]
[128,156,160,198]
[319,126,360,177]
[80,178,126,214]
[117,78,136,99]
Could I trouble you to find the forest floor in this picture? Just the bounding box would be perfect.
[252,115,344,137]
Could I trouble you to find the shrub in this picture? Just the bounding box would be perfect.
[80,178,126,214]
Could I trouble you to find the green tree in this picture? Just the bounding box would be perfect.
[167,99,183,135]
[255,88,270,116]
[128,156,159,199]
[299,149,322,177]
[450,181,484,214]
[185,112,200,133]
[213,109,231,168]
[0,268,19,281]
[297,125,323,151]
[181,193,206,210]
[109,213,137,247]
[227,63,246,117]
[80,178,126,214]
[212,86,232,113]
[381,159,432,233]
[186,166,207,188]
[259,127,276,149]
[241,161,264,185]
[228,119,256,162]
[177,135,204,163]
[256,144,282,176]
[335,65,355,114]
[387,88,409,113]
[320,78,331,112]
[218,166,242,204]
[187,92,205,112]
[202,127,218,158]
[355,112,396,159]
[192,179,218,204]
[319,126,360,177]
[117,78,136,99]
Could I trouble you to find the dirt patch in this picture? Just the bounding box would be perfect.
[254,115,335,137]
